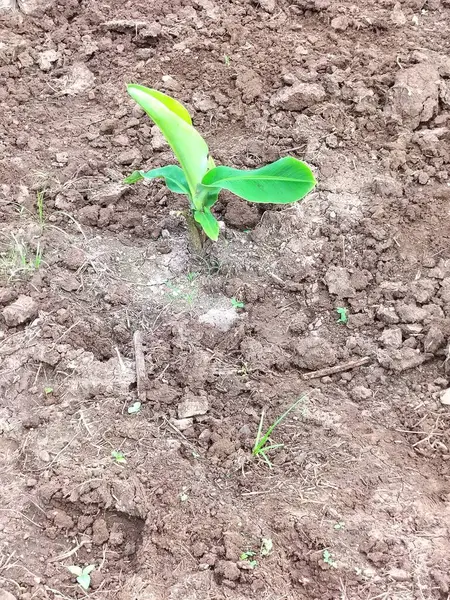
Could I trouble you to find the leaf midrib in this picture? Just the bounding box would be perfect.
[205,175,314,185]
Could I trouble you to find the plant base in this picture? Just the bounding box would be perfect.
[184,211,204,255]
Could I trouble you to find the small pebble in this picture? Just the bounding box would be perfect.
[39,450,50,462]
[440,388,450,405]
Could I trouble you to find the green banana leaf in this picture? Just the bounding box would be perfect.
[127,84,209,198]
[202,188,220,210]
[143,88,193,125]
[194,209,220,241]
[124,165,190,195]
[201,156,316,204]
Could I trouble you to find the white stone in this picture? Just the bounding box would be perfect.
[37,49,59,71]
[198,307,238,332]
[440,388,450,405]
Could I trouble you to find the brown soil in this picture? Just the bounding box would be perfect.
[1,0,450,598]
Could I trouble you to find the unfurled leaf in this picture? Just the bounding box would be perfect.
[83,565,96,575]
[336,307,348,324]
[124,165,190,195]
[231,298,244,309]
[111,450,126,464]
[322,549,337,568]
[123,170,145,185]
[128,401,141,414]
[77,572,91,590]
[127,85,209,197]
[202,188,220,210]
[207,155,216,171]
[67,566,83,577]
[140,88,193,125]
[201,156,316,204]
[194,209,220,241]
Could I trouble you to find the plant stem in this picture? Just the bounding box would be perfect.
[184,211,204,254]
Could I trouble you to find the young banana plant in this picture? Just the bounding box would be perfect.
[124,84,316,243]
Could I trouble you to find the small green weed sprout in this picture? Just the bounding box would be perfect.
[127,401,141,414]
[336,307,348,324]
[67,565,95,590]
[179,488,189,502]
[333,521,345,530]
[123,85,316,246]
[231,297,245,309]
[240,550,257,569]
[44,387,54,395]
[165,281,196,306]
[240,550,256,560]
[0,235,43,279]
[237,361,250,377]
[240,538,273,569]
[322,549,337,568]
[252,395,306,468]
[111,450,126,464]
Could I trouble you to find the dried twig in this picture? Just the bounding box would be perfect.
[48,541,86,563]
[100,20,148,32]
[133,331,147,403]
[302,356,371,381]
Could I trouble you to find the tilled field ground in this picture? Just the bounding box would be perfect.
[1,0,450,599]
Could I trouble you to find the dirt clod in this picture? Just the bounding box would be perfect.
[324,266,355,298]
[424,326,445,354]
[236,69,263,103]
[270,82,326,111]
[178,396,209,419]
[0,590,17,600]
[2,295,38,326]
[92,518,109,545]
[118,148,142,166]
[396,303,427,323]
[52,509,74,530]
[215,560,241,581]
[0,288,17,306]
[224,198,260,229]
[37,49,59,71]
[295,336,337,370]
[62,248,86,270]
[377,347,426,372]
[380,327,402,348]
[377,306,400,325]
[257,0,275,12]
[351,386,373,401]
[331,16,349,30]
[386,63,440,129]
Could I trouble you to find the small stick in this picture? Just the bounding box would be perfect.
[302,356,371,381]
[133,331,147,402]
[100,20,148,31]
[115,347,127,372]
[48,540,86,563]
